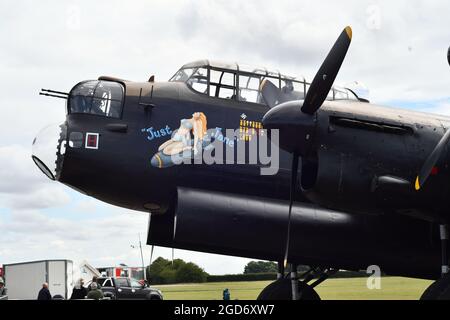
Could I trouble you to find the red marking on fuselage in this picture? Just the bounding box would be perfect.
[431,166,439,176]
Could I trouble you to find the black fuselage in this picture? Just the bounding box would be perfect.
[38,79,450,280]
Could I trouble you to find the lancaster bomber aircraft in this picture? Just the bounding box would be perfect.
[34,26,450,299]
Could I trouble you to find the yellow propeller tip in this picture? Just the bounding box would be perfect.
[415,176,421,191]
[345,26,352,40]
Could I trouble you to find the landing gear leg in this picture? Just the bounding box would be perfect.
[421,224,450,300]
[440,225,449,276]
[291,264,299,300]
[257,265,327,300]
[277,261,284,280]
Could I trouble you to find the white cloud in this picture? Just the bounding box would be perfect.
[74,199,99,214]
[0,145,43,194]
[0,207,252,274]
[1,209,147,264]
[5,188,71,210]
[419,101,450,116]
[0,145,71,209]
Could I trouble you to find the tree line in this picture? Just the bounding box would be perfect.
[146,258,280,284]
[146,258,368,284]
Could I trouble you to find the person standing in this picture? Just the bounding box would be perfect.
[0,278,7,299]
[86,282,104,300]
[223,288,230,300]
[88,276,102,291]
[37,283,52,300]
[70,278,88,299]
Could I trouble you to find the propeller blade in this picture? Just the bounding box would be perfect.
[173,212,177,240]
[260,79,282,108]
[172,248,175,267]
[147,244,154,281]
[283,153,299,268]
[415,129,450,191]
[171,213,177,267]
[149,245,155,266]
[302,26,352,115]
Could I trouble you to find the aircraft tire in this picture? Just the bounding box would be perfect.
[257,278,321,300]
[420,274,450,300]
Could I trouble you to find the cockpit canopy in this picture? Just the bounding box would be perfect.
[170,60,358,106]
[68,80,124,118]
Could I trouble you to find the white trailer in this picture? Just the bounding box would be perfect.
[3,260,73,300]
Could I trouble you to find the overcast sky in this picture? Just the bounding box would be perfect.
[1,0,450,275]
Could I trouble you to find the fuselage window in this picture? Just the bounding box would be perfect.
[69,81,124,118]
[68,132,83,148]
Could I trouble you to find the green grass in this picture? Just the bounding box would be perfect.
[156,277,433,300]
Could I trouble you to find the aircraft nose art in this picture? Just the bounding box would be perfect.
[32,123,67,181]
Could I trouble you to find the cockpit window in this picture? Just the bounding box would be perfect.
[280,79,305,101]
[187,68,208,94]
[238,74,261,103]
[170,61,359,106]
[170,68,196,82]
[331,87,359,101]
[210,69,236,99]
[69,80,124,118]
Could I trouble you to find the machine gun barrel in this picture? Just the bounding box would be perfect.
[39,92,68,99]
[41,88,69,96]
[39,88,69,99]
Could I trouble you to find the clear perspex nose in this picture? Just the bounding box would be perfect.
[32,123,67,180]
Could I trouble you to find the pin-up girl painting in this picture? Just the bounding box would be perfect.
[151,112,211,168]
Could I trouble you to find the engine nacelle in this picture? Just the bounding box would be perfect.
[147,187,440,278]
[299,149,408,215]
[301,106,450,222]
